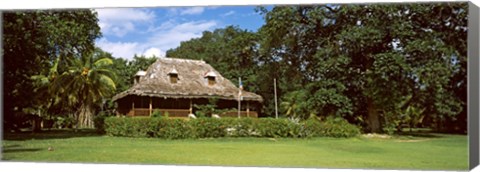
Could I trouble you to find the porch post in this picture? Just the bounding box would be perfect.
[132,97,135,116]
[149,97,152,116]
[189,99,193,114]
[247,101,250,117]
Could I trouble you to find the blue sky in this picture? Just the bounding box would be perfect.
[95,6,266,60]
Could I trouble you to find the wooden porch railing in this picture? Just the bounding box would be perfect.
[130,108,191,117]
[221,111,258,118]
[128,108,258,118]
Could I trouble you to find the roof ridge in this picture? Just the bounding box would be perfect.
[161,57,206,63]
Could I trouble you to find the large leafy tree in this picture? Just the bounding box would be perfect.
[3,10,101,131]
[257,3,466,133]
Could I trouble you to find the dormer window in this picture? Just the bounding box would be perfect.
[134,70,147,84]
[170,74,178,83]
[204,71,217,86]
[168,68,178,84]
[207,76,216,85]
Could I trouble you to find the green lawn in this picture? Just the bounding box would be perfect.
[2,130,467,170]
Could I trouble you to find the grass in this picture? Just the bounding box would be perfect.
[2,129,467,170]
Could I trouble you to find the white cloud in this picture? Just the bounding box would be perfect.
[180,7,205,15]
[96,20,217,60]
[96,8,155,37]
[241,12,257,17]
[96,38,166,60]
[147,19,176,32]
[173,20,217,32]
[147,20,218,52]
[221,10,235,17]
[143,47,165,58]
[96,38,141,59]
[108,22,135,37]
[96,8,155,21]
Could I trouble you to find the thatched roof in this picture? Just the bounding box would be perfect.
[112,58,263,102]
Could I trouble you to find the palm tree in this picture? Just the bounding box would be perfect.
[52,54,116,128]
[28,57,62,131]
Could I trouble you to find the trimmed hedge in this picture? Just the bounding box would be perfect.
[104,117,361,139]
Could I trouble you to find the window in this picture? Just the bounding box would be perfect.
[207,76,216,85]
[168,68,178,84]
[134,70,146,84]
[134,76,141,84]
[204,71,217,86]
[170,74,178,84]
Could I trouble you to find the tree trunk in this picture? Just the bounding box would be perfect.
[77,104,94,128]
[367,98,381,133]
[32,115,42,132]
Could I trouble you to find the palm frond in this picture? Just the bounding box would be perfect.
[94,58,113,68]
[100,75,116,92]
[94,68,117,79]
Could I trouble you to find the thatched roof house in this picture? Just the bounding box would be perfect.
[112,58,263,118]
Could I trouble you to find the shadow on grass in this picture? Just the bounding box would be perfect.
[395,129,447,138]
[2,148,43,153]
[3,129,102,141]
[2,144,21,148]
[397,132,442,138]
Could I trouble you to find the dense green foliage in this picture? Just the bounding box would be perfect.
[93,112,109,134]
[166,26,261,94]
[3,10,102,131]
[315,116,363,137]
[50,55,117,128]
[104,117,360,139]
[109,55,158,93]
[103,54,158,94]
[190,118,229,138]
[4,3,467,134]
[167,3,467,133]
[3,10,156,130]
[193,98,236,117]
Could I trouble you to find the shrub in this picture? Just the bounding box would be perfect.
[257,118,311,138]
[190,118,228,138]
[382,123,397,135]
[193,98,218,117]
[317,116,361,138]
[104,116,361,139]
[154,118,192,139]
[151,109,162,118]
[227,118,258,137]
[104,117,125,136]
[104,117,151,137]
[93,112,108,134]
[53,116,76,129]
[302,118,323,137]
[256,118,290,138]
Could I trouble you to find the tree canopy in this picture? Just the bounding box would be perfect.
[3,10,102,130]
[167,2,468,133]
